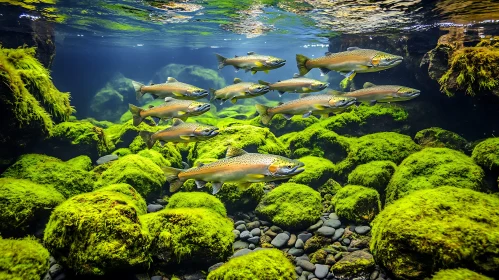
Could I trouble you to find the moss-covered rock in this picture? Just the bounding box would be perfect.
[0,237,50,280]
[256,183,322,230]
[331,250,375,278]
[414,127,468,152]
[2,154,95,198]
[0,178,65,237]
[112,148,132,157]
[386,148,485,204]
[207,249,296,280]
[93,154,166,199]
[332,185,381,223]
[153,63,225,92]
[141,208,233,266]
[472,138,499,171]
[347,161,396,198]
[262,114,319,137]
[128,135,182,168]
[166,192,227,217]
[43,185,150,275]
[370,187,499,279]
[432,268,493,280]
[289,156,335,187]
[137,149,171,168]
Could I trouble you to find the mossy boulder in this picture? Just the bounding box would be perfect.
[289,156,335,187]
[127,135,182,168]
[141,208,233,266]
[472,138,499,171]
[2,154,95,198]
[256,183,322,230]
[262,114,319,137]
[414,127,468,152]
[370,187,499,279]
[93,154,166,199]
[386,148,485,204]
[0,178,65,237]
[112,148,132,157]
[166,192,227,217]
[332,185,381,223]
[153,63,225,91]
[207,249,296,280]
[285,127,350,162]
[432,268,493,280]
[347,161,396,198]
[331,250,375,278]
[43,185,150,275]
[137,149,171,168]
[88,73,134,122]
[0,237,50,280]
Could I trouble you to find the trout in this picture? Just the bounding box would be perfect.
[162,146,305,194]
[132,77,208,100]
[259,74,329,96]
[333,83,421,105]
[210,78,270,104]
[215,51,286,74]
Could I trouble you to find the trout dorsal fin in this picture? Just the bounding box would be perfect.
[293,73,301,78]
[172,118,184,126]
[233,78,242,84]
[325,52,332,56]
[167,77,178,83]
[226,146,247,158]
[247,51,255,55]
[258,80,270,86]
[363,82,376,88]
[347,47,361,51]
[164,97,175,102]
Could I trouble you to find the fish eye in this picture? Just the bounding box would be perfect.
[204,129,210,132]
[287,165,292,168]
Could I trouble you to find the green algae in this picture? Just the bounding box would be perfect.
[432,268,493,280]
[166,192,227,217]
[137,149,172,168]
[331,250,375,277]
[289,156,335,187]
[347,160,397,197]
[0,237,50,280]
[472,137,499,171]
[414,127,468,152]
[332,185,381,223]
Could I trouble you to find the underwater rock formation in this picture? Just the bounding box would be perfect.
[420,43,455,81]
[289,156,335,187]
[331,249,375,279]
[0,236,50,280]
[43,184,151,275]
[386,148,485,204]
[347,161,397,201]
[0,178,65,237]
[371,187,499,279]
[331,185,381,223]
[165,191,227,217]
[152,63,225,91]
[432,268,493,280]
[472,137,499,172]
[1,154,95,198]
[256,183,322,230]
[414,127,468,152]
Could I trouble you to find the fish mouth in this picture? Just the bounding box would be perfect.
[387,57,403,66]
[195,90,209,98]
[270,60,286,67]
[408,91,420,98]
[338,98,357,107]
[318,83,329,90]
[196,104,211,113]
[291,167,305,175]
[209,129,220,136]
[257,86,270,93]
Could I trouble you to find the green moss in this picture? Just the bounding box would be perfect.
[137,149,171,168]
[472,138,499,171]
[386,148,485,204]
[289,156,335,187]
[0,178,65,237]
[127,135,182,168]
[65,154,93,171]
[285,126,350,160]
[432,268,493,280]
[256,183,322,230]
[43,187,150,275]
[1,154,95,198]
[332,185,381,223]
[0,237,50,280]
[318,178,342,199]
[112,148,132,157]
[347,161,396,196]
[89,73,134,122]
[94,183,147,211]
[310,249,328,264]
[166,192,227,217]
[371,187,499,279]
[207,248,296,280]
[141,208,233,265]
[331,250,375,278]
[260,114,320,137]
[74,17,153,32]
[93,154,166,199]
[415,127,468,152]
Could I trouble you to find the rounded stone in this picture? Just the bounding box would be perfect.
[233,240,249,250]
[250,228,261,236]
[246,221,260,230]
[332,228,344,241]
[147,204,164,213]
[248,244,256,250]
[240,230,252,240]
[247,236,260,244]
[316,226,335,237]
[271,233,290,248]
[289,248,305,256]
[324,219,341,229]
[295,266,304,275]
[287,234,297,247]
[342,238,351,246]
[232,229,240,239]
[232,248,252,258]
[297,233,313,242]
[49,264,63,278]
[307,220,324,231]
[297,259,316,272]
[355,226,371,235]
[295,238,305,249]
[235,224,247,231]
[315,264,330,278]
[234,220,246,226]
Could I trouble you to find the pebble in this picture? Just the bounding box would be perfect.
[316,226,335,237]
[208,262,224,272]
[263,226,270,232]
[295,239,304,249]
[42,272,51,280]
[49,256,57,267]
[314,263,329,278]
[297,233,313,242]
[295,266,303,275]
[232,248,252,258]
[348,247,360,252]
[241,213,250,220]
[320,216,327,222]
[271,233,290,248]
[332,228,344,241]
[184,272,205,280]
[288,248,304,256]
[297,260,316,272]
[247,236,260,244]
[307,220,323,231]
[265,229,278,238]
[248,244,256,250]
[246,221,260,230]
[96,154,118,165]
[328,213,339,220]
[233,240,249,250]
[235,224,247,231]
[151,276,163,280]
[296,254,310,261]
[49,264,63,278]
[147,204,164,213]
[240,230,252,240]
[53,273,66,280]
[232,230,240,239]
[342,238,351,246]
[250,228,261,236]
[270,225,283,233]
[287,234,297,246]
[155,199,167,205]
[235,220,246,226]
[355,226,371,235]
[324,219,341,229]
[307,273,316,280]
[370,270,380,280]
[326,272,335,279]
[260,220,271,226]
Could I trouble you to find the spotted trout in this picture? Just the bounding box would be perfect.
[255,95,357,125]
[129,97,211,126]
[132,77,208,100]
[296,47,403,78]
[259,74,329,96]
[332,83,421,105]
[210,78,270,104]
[162,146,305,194]
[215,51,286,74]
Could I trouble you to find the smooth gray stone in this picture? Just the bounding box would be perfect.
[151,276,163,280]
[234,220,246,226]
[295,254,310,262]
[315,264,329,278]
[53,273,66,280]
[324,219,341,229]
[295,238,305,249]
[307,220,323,231]
[250,228,261,236]
[232,248,252,258]
[147,204,164,213]
[297,233,313,242]
[297,259,316,272]
[42,272,51,280]
[332,228,344,241]
[329,213,339,220]
[355,225,371,235]
[233,240,248,250]
[246,221,260,230]
[247,236,260,244]
[270,225,283,233]
[260,220,271,226]
[289,248,304,256]
[316,226,335,236]
[232,229,240,239]
[295,266,304,275]
[235,224,247,231]
[184,272,205,280]
[308,275,316,280]
[208,262,224,272]
[248,244,256,250]
[240,230,252,240]
[271,233,290,248]
[155,198,167,205]
[49,264,63,278]
[96,154,118,165]
[342,238,351,246]
[49,256,57,267]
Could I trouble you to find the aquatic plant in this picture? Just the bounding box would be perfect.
[371,186,499,279]
[386,148,485,204]
[112,148,132,157]
[141,208,233,265]
[0,236,50,280]
[0,178,64,237]
[331,250,375,278]
[207,248,296,280]
[414,127,468,152]
[432,268,493,280]
[472,137,499,171]
[347,161,397,197]
[256,182,322,230]
[332,185,381,223]
[166,192,227,217]
[289,155,335,187]
[43,185,150,275]
[1,154,95,198]
[318,178,342,202]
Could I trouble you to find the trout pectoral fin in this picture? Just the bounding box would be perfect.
[172,92,184,97]
[195,180,206,189]
[238,182,252,189]
[302,111,312,118]
[179,135,191,140]
[254,61,264,67]
[212,182,223,194]
[264,70,269,74]
[247,174,265,179]
[314,104,327,110]
[251,71,257,75]
[283,114,293,120]
[230,98,237,104]
[177,111,186,115]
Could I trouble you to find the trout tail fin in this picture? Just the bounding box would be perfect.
[296,54,311,76]
[255,104,274,125]
[129,104,144,126]
[132,81,145,100]
[162,166,185,192]
[139,131,155,149]
[209,88,216,101]
[215,53,227,70]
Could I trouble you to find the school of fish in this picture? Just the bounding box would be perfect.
[127,48,420,194]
